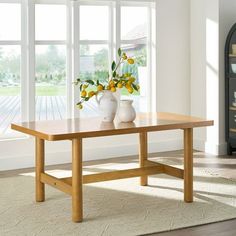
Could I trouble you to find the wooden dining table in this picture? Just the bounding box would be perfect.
[11,112,213,222]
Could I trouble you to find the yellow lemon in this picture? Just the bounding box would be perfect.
[81,90,87,97]
[88,91,95,98]
[77,104,83,109]
[109,81,115,87]
[125,83,131,89]
[97,84,103,91]
[127,58,134,64]
[107,85,111,90]
[129,77,136,83]
[111,87,116,92]
[127,87,133,94]
[117,82,123,88]
[127,81,132,86]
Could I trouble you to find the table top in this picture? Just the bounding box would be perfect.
[11,112,213,140]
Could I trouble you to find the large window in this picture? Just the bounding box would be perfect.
[78,4,110,117]
[35,3,67,120]
[121,5,149,112]
[0,0,156,139]
[0,3,21,138]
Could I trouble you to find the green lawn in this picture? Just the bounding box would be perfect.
[0,86,66,96]
[0,86,139,96]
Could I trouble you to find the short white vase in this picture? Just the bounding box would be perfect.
[96,90,118,122]
[118,99,136,122]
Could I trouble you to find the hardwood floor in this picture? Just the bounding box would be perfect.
[147,151,236,236]
[0,150,236,235]
[148,218,236,236]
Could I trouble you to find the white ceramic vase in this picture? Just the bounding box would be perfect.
[118,99,136,122]
[96,90,118,122]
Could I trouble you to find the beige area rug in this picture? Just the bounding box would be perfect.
[1,158,236,236]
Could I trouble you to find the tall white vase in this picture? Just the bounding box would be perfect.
[118,99,136,122]
[96,90,118,122]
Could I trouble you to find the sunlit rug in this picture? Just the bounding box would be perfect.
[1,160,236,236]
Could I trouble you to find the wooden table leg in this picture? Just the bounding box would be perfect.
[35,137,45,202]
[184,128,193,202]
[72,138,83,222]
[139,132,148,186]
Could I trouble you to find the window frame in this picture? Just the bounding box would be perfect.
[0,1,24,126]
[0,0,157,139]
[74,0,156,114]
[34,2,68,120]
[120,2,152,111]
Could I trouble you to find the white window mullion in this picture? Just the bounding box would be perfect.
[0,41,21,45]
[79,40,108,45]
[108,1,114,74]
[0,0,21,3]
[72,0,80,118]
[147,5,152,112]
[151,3,157,112]
[66,0,72,118]
[35,40,66,45]
[27,0,36,121]
[21,0,27,121]
[115,0,121,62]
[35,0,66,4]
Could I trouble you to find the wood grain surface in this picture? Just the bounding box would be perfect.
[11,112,214,140]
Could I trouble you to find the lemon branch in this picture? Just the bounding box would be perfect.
[75,48,139,110]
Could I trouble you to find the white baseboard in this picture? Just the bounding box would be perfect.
[0,139,183,171]
[194,139,227,155]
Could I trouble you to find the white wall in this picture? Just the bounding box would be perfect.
[0,0,191,171]
[190,0,236,155]
[190,0,223,154]
[156,0,190,114]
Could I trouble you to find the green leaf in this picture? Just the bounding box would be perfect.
[132,83,138,91]
[79,84,83,91]
[111,61,116,71]
[97,80,100,86]
[112,71,116,78]
[85,79,95,85]
[85,97,90,101]
[76,78,81,82]
[118,48,122,57]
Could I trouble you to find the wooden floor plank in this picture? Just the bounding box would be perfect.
[148,219,236,236]
[52,96,61,120]
[0,96,19,128]
[55,96,64,119]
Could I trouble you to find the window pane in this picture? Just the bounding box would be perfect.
[80,45,109,80]
[121,6,147,42]
[0,4,21,40]
[80,6,109,40]
[35,45,66,120]
[79,45,109,117]
[0,46,21,139]
[121,44,148,112]
[35,5,66,40]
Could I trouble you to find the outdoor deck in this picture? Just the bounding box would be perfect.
[0,96,99,137]
[0,95,144,138]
